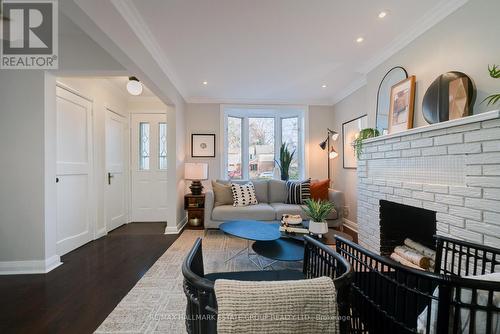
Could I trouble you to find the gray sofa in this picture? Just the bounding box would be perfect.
[204,179,345,229]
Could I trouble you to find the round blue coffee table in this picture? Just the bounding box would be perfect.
[252,238,304,269]
[219,221,281,241]
[219,221,281,268]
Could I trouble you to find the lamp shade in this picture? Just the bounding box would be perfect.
[331,131,339,141]
[185,163,208,180]
[329,147,338,160]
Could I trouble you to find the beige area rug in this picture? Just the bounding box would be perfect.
[95,229,301,333]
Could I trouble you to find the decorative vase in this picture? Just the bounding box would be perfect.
[422,71,475,124]
[308,220,328,238]
[280,170,289,181]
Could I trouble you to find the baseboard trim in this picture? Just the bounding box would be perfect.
[164,216,188,234]
[95,227,107,239]
[343,218,358,232]
[0,255,62,275]
[342,219,359,244]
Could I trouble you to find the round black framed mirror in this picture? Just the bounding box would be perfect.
[376,66,408,134]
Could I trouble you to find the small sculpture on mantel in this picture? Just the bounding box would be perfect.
[422,71,476,124]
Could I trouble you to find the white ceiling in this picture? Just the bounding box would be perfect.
[125,0,466,105]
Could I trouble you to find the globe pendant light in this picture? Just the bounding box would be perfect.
[126,76,143,96]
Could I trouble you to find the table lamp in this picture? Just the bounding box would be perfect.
[185,163,208,195]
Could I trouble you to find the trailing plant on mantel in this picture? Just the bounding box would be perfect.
[353,128,380,159]
[275,143,295,181]
[482,64,500,106]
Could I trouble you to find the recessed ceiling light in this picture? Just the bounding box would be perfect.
[378,11,387,18]
[202,81,208,85]
[356,37,364,43]
[322,84,327,88]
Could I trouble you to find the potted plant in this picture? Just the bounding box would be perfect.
[302,198,335,238]
[352,128,380,159]
[275,143,295,181]
[482,64,500,106]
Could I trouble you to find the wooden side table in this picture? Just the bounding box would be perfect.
[184,194,205,230]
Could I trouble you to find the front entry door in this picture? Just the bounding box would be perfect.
[130,114,168,222]
[105,108,128,232]
[56,86,93,255]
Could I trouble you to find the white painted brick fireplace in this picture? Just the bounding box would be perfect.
[357,110,500,254]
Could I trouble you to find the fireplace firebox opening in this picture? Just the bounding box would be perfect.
[379,200,436,256]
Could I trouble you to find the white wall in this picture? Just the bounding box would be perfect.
[184,103,334,188]
[331,87,367,227]
[332,0,500,229]
[174,103,186,229]
[308,105,335,181]
[58,14,126,75]
[185,104,221,185]
[0,71,47,265]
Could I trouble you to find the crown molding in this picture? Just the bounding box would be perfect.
[358,0,469,74]
[110,0,187,99]
[186,96,333,106]
[331,76,367,105]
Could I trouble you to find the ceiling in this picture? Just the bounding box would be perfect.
[122,0,466,105]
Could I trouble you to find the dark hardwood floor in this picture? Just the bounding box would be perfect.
[0,222,178,334]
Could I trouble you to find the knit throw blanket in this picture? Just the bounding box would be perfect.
[214,277,339,334]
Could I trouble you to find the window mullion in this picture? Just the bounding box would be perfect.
[298,117,304,179]
[276,116,281,177]
[242,117,250,180]
[223,115,228,179]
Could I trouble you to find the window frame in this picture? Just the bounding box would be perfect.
[221,105,307,181]
[158,122,167,170]
[139,122,150,170]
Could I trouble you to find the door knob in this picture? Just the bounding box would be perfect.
[108,172,114,185]
[56,177,59,183]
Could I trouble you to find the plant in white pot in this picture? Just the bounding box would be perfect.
[302,199,335,238]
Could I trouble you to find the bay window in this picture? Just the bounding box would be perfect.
[223,106,306,180]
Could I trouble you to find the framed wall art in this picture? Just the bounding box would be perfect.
[388,76,416,134]
[191,134,216,158]
[342,115,367,169]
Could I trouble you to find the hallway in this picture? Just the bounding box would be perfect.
[0,223,178,334]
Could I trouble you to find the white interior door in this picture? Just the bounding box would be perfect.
[131,114,168,222]
[105,108,128,232]
[56,86,93,255]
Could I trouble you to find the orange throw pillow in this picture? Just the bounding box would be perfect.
[310,179,330,201]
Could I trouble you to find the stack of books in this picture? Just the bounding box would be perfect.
[279,219,309,235]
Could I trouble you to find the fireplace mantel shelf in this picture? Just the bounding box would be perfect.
[364,109,500,144]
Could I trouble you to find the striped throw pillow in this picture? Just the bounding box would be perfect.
[286,179,311,204]
[231,182,258,207]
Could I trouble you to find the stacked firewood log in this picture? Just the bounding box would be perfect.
[389,238,436,271]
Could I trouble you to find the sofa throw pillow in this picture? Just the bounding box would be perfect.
[231,182,258,207]
[310,179,330,201]
[212,181,234,207]
[286,179,311,204]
